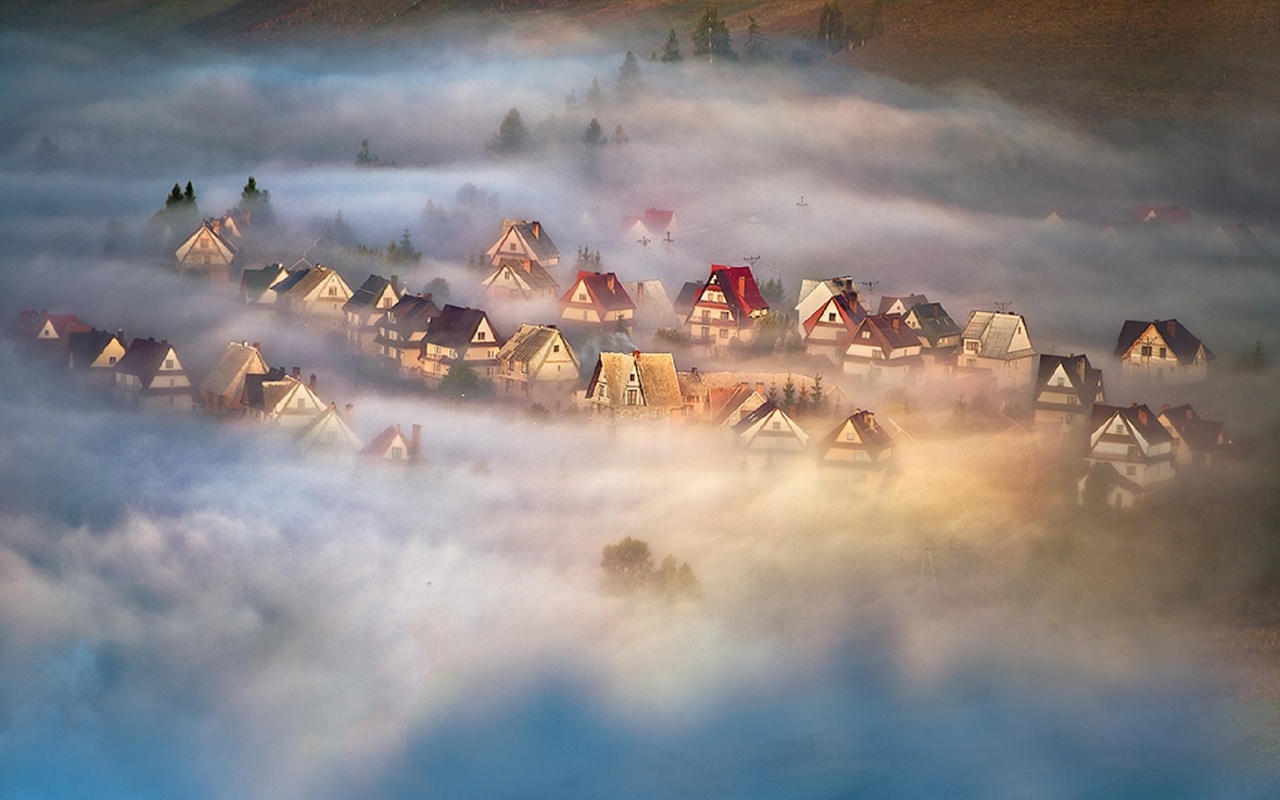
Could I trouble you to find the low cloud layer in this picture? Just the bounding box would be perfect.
[2,21,1280,800]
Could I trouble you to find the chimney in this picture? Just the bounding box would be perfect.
[116,328,124,342]
[391,274,400,293]
[1186,408,1194,420]
[1138,408,1148,426]
[345,403,354,424]
[632,349,641,360]
[411,423,422,454]
[252,342,260,351]
[293,366,301,378]
[531,221,541,240]
[606,273,616,291]
[755,382,764,394]
[891,316,900,331]
[309,373,317,392]
[635,282,644,302]
[738,275,746,297]
[1161,403,1170,413]
[1167,320,1177,338]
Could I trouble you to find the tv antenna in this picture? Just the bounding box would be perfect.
[860,280,879,307]
[637,235,651,268]
[993,301,1014,313]
[662,231,675,250]
[743,255,761,268]
[796,195,808,210]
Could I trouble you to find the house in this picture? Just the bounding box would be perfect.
[243,368,327,428]
[1206,223,1269,259]
[708,382,769,428]
[495,324,581,409]
[1158,404,1227,468]
[174,218,237,281]
[801,287,867,363]
[557,271,636,331]
[485,219,560,270]
[1078,403,1175,509]
[902,302,962,352]
[584,351,683,420]
[1114,319,1214,385]
[199,340,269,414]
[622,208,677,241]
[795,276,859,336]
[672,281,703,320]
[732,401,810,452]
[842,314,924,384]
[621,280,679,329]
[112,337,196,411]
[480,257,561,302]
[374,294,441,375]
[360,424,422,464]
[278,265,353,326]
[1133,205,1190,225]
[1032,353,1105,431]
[418,305,503,389]
[343,274,403,349]
[239,263,290,307]
[877,294,929,316]
[684,265,770,347]
[11,309,91,358]
[296,404,362,458]
[957,311,1036,389]
[813,410,893,480]
[66,328,127,385]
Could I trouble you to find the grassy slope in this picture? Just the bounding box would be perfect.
[3,0,1278,123]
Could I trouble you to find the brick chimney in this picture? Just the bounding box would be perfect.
[292,366,301,379]
[738,275,746,297]
[606,273,616,291]
[531,221,541,240]
[391,275,400,293]
[1167,320,1177,338]
[309,373,317,392]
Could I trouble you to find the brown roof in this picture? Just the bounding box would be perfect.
[559,271,636,315]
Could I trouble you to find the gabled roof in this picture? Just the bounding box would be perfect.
[803,291,866,338]
[706,265,769,317]
[12,310,89,341]
[877,294,929,315]
[282,265,349,301]
[673,281,703,318]
[175,220,237,262]
[200,341,269,399]
[849,314,921,356]
[1090,403,1173,447]
[961,311,1035,360]
[246,372,324,418]
[589,351,683,410]
[904,302,961,347]
[1034,353,1104,404]
[115,337,178,384]
[483,258,560,293]
[498,324,580,373]
[560,271,636,314]
[270,267,312,295]
[622,208,675,235]
[709,383,767,427]
[488,220,560,264]
[360,424,416,460]
[242,367,289,411]
[424,304,497,351]
[732,401,810,447]
[67,328,124,369]
[813,410,892,455]
[240,263,289,297]
[1114,319,1215,364]
[381,294,440,337]
[1159,405,1226,453]
[1133,205,1190,225]
[344,274,398,315]
[1208,223,1269,258]
[296,405,362,454]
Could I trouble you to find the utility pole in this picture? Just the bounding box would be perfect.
[743,254,761,269]
[796,195,808,210]
[994,301,1014,313]
[860,280,879,310]
[637,235,651,270]
[662,230,674,252]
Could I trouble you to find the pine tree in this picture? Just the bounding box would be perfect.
[611,124,630,147]
[489,108,529,154]
[586,76,603,106]
[659,28,683,63]
[617,50,641,96]
[165,183,184,208]
[744,16,772,63]
[583,117,606,147]
[692,2,737,62]
[239,175,274,227]
[817,1,849,52]
[183,181,196,204]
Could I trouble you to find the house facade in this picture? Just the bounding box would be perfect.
[584,351,683,420]
[485,219,560,269]
[113,337,196,411]
[1032,353,1105,431]
[418,305,503,389]
[494,324,580,409]
[200,341,269,414]
[814,410,893,483]
[684,265,770,347]
[842,314,924,384]
[1078,403,1175,509]
[244,369,328,428]
[174,219,237,281]
[1114,319,1214,385]
[1158,404,1226,468]
[67,328,127,385]
[278,266,353,327]
[343,274,402,349]
[240,263,290,307]
[557,271,636,331]
[374,294,440,375]
[802,289,867,364]
[957,310,1036,389]
[732,401,810,452]
[480,258,560,302]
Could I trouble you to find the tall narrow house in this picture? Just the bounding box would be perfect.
[113,337,196,411]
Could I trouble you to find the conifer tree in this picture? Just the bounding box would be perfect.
[692,2,736,62]
[659,28,683,63]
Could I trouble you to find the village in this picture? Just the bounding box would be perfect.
[10,198,1245,513]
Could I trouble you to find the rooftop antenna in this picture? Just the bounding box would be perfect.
[637,235,651,269]
[994,301,1014,313]
[743,255,761,269]
[662,230,675,251]
[796,195,808,210]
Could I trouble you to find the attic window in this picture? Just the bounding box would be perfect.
[1159,347,1167,358]
[108,356,117,365]
[553,344,560,353]
[578,293,587,301]
[477,331,486,341]
[509,242,518,251]
[164,358,174,369]
[828,312,837,322]
[1055,377,1064,386]
[862,330,871,339]
[328,286,337,296]
[771,420,781,431]
[845,432,855,441]
[1140,345,1152,357]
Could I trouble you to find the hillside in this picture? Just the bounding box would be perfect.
[3,0,1279,125]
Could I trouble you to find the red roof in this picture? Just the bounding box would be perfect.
[802,291,866,337]
[622,208,675,234]
[559,271,636,314]
[709,265,769,316]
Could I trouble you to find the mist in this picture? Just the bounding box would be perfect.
[2,17,1280,800]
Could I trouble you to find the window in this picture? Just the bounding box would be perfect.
[771,420,781,430]
[164,358,174,369]
[582,311,588,320]
[845,432,855,441]
[862,330,871,339]
[1067,396,1077,405]
[327,286,337,296]
[578,292,587,301]
[553,344,560,353]
[1127,445,1139,459]
[626,388,639,405]
[1055,377,1065,387]
[854,451,869,462]
[108,356,117,365]
[509,242,517,251]
[477,331,486,340]
[1159,347,1167,359]
[700,326,710,339]
[1140,345,1152,357]
[719,328,728,339]
[522,363,528,374]
[1126,466,1136,476]
[719,311,730,320]
[391,446,403,458]
[828,312,837,322]
[965,340,979,352]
